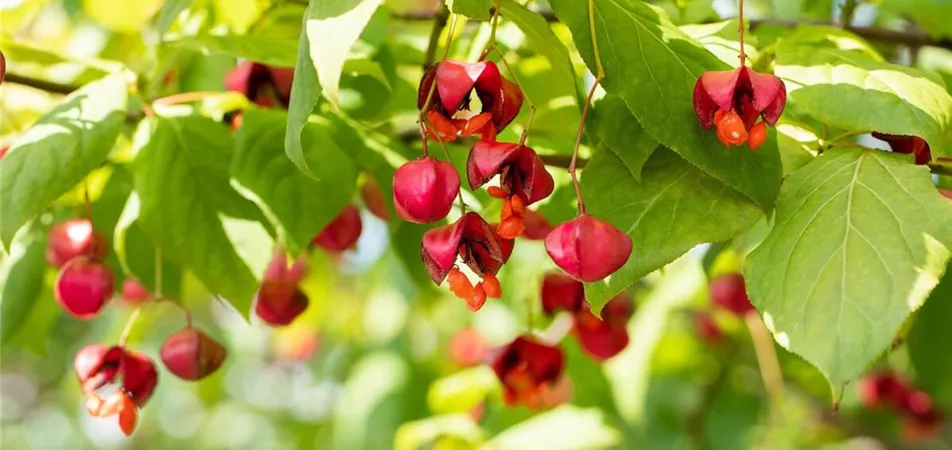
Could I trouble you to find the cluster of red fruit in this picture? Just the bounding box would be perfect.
[254,204,364,325]
[692,273,754,345]
[448,328,574,411]
[54,204,365,435]
[541,273,633,360]
[444,274,635,410]
[858,371,943,441]
[693,66,786,150]
[47,220,226,435]
[74,329,225,435]
[396,59,632,311]
[221,61,379,326]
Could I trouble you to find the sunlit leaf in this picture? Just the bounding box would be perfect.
[307,0,384,107]
[746,148,952,391]
[132,115,266,317]
[232,109,358,254]
[449,0,493,20]
[776,27,952,154]
[164,35,298,67]
[0,74,127,247]
[582,146,761,310]
[550,0,782,212]
[907,268,952,404]
[0,226,47,344]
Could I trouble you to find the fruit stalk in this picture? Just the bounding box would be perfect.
[490,46,537,145]
[569,76,601,215]
[745,311,785,416]
[737,0,747,66]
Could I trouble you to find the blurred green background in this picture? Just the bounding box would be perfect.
[3,0,952,449]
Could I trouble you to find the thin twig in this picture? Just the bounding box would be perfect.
[388,10,952,51]
[930,163,952,177]
[737,0,747,66]
[423,7,449,68]
[152,91,223,107]
[840,0,860,28]
[479,0,504,61]
[3,72,77,94]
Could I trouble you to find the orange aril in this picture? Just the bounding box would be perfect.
[497,217,525,239]
[447,267,475,300]
[510,195,526,215]
[468,284,488,311]
[715,110,748,148]
[747,121,767,150]
[461,112,493,136]
[482,273,502,299]
[487,186,508,199]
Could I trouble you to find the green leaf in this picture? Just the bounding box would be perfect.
[285,5,323,178]
[342,58,392,90]
[500,0,578,99]
[152,0,192,36]
[307,0,384,107]
[427,366,498,414]
[448,0,493,20]
[0,74,127,247]
[232,109,358,254]
[132,116,265,317]
[549,0,782,212]
[84,0,161,33]
[113,193,183,298]
[164,34,297,67]
[394,414,485,450]
[776,28,952,154]
[0,226,48,345]
[907,268,952,404]
[595,96,657,182]
[582,146,762,310]
[680,20,757,67]
[746,148,952,390]
[777,26,885,62]
[484,405,621,450]
[775,119,820,174]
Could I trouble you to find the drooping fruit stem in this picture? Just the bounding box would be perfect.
[441,12,459,62]
[152,91,222,107]
[738,0,747,67]
[745,311,785,418]
[490,46,537,145]
[83,179,95,254]
[480,0,504,61]
[569,76,601,216]
[118,306,144,347]
[588,0,605,79]
[117,250,192,346]
[568,0,608,216]
[422,116,467,212]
